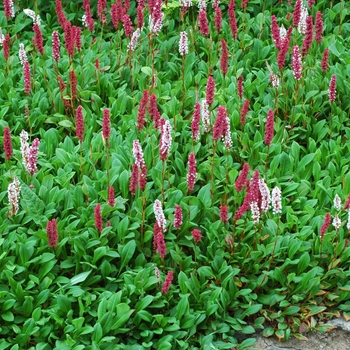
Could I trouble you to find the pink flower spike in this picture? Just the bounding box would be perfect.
[179,31,188,56]
[157,230,166,258]
[27,138,40,175]
[174,205,183,230]
[191,103,201,141]
[220,205,229,223]
[94,203,103,232]
[291,46,302,80]
[52,31,60,62]
[191,229,202,243]
[47,219,59,248]
[159,120,172,160]
[161,270,174,294]
[102,109,111,139]
[320,212,331,240]
[235,163,249,192]
[329,74,336,103]
[198,9,209,36]
[23,61,31,95]
[187,152,197,191]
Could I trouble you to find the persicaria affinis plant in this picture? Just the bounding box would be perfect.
[198,10,209,36]
[174,205,183,230]
[206,76,215,105]
[102,109,111,140]
[8,177,21,216]
[161,270,174,294]
[187,152,197,191]
[75,106,84,142]
[329,74,336,102]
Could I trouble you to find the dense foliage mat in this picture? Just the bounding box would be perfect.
[1,0,350,349]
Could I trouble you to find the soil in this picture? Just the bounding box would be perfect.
[245,318,350,350]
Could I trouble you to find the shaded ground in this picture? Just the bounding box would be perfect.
[248,319,350,350]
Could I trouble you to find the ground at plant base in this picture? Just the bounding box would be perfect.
[249,318,350,350]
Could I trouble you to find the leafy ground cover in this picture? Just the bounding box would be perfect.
[1,0,350,349]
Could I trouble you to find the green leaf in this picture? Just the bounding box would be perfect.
[176,294,189,320]
[284,306,300,315]
[197,183,212,207]
[119,240,136,272]
[135,295,154,312]
[63,271,92,288]
[20,185,45,225]
[298,252,310,274]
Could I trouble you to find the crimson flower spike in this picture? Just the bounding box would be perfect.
[3,126,13,160]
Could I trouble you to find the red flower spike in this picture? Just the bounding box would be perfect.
[3,126,13,160]
[198,9,209,36]
[321,48,329,73]
[52,31,60,62]
[139,164,147,191]
[46,218,59,248]
[3,34,10,61]
[277,27,292,70]
[56,0,67,28]
[129,163,139,195]
[123,14,133,38]
[69,69,77,101]
[220,205,229,223]
[329,74,336,103]
[23,61,31,95]
[102,109,111,139]
[271,15,281,50]
[149,94,161,129]
[315,11,323,44]
[240,99,250,126]
[191,103,201,141]
[206,76,215,105]
[94,203,103,233]
[292,0,302,28]
[235,163,249,192]
[137,90,149,131]
[301,16,313,57]
[220,39,229,76]
[108,186,115,206]
[174,205,183,230]
[33,23,44,55]
[320,213,331,239]
[137,4,144,29]
[214,7,222,34]
[187,152,197,191]
[75,106,84,142]
[264,110,274,146]
[191,229,202,243]
[213,106,227,141]
[228,0,237,39]
[161,270,174,294]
